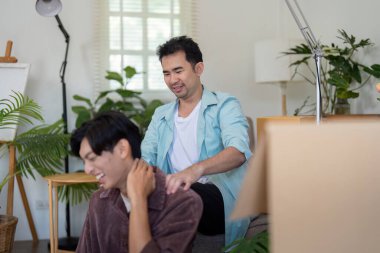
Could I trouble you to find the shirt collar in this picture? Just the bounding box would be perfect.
[161,85,218,122]
[99,167,166,211]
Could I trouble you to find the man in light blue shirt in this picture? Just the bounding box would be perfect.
[141,36,251,245]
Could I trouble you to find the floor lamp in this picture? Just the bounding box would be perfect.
[36,0,78,250]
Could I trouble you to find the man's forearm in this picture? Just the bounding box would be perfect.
[165,147,247,194]
[193,146,246,176]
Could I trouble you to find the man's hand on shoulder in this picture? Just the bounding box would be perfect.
[165,164,204,194]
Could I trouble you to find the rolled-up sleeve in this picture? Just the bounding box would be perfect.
[141,112,159,166]
[218,97,252,160]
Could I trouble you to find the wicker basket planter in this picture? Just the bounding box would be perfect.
[0,215,18,253]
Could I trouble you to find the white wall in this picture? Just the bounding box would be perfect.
[1,0,380,240]
[0,0,95,240]
[197,0,380,119]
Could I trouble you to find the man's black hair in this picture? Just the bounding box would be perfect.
[156,35,203,67]
[70,111,141,159]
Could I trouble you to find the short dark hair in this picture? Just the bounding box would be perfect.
[70,111,141,159]
[156,35,203,67]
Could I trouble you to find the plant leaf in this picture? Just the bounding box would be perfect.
[0,91,43,129]
[58,182,98,205]
[72,95,93,107]
[124,66,137,79]
[116,89,141,98]
[328,72,350,89]
[14,120,69,178]
[223,231,269,253]
[363,64,380,78]
[336,89,359,99]
[351,63,361,83]
[282,43,311,55]
[97,99,116,113]
[75,110,92,128]
[105,71,123,85]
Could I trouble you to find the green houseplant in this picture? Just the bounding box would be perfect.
[283,29,380,115]
[72,66,163,136]
[0,92,68,181]
[0,91,70,251]
[0,92,96,205]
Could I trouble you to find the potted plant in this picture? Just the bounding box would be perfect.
[283,29,380,115]
[0,91,68,251]
[0,91,102,250]
[72,66,163,136]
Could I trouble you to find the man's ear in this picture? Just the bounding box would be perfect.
[117,139,132,159]
[194,62,204,76]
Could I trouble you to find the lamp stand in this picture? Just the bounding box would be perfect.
[51,14,79,251]
[284,0,323,124]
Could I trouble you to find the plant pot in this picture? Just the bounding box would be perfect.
[334,98,351,115]
[0,215,18,253]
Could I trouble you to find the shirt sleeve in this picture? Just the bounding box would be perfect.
[218,96,252,160]
[141,111,159,166]
[141,191,203,253]
[75,213,93,253]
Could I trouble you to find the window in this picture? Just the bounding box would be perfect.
[93,0,197,95]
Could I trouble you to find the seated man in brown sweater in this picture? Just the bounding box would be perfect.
[70,111,202,253]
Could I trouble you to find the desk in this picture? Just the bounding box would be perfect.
[43,173,97,253]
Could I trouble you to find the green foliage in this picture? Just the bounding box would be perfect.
[58,179,98,205]
[0,91,43,129]
[72,66,163,136]
[68,66,164,204]
[223,231,269,253]
[14,120,69,179]
[283,29,380,115]
[0,91,97,205]
[0,172,20,194]
[0,91,69,190]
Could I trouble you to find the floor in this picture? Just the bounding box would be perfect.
[12,240,50,253]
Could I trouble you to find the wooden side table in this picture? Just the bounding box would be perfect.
[43,173,97,253]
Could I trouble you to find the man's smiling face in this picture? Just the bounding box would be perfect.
[79,138,130,191]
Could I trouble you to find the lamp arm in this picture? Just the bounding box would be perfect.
[54,14,70,134]
[284,0,323,124]
[55,15,70,42]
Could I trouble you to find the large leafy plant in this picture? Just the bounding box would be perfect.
[0,92,67,188]
[0,92,95,204]
[283,29,380,115]
[72,66,163,136]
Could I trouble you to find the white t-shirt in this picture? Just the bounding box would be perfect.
[121,193,131,213]
[169,101,208,183]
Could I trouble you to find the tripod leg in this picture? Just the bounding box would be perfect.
[6,144,16,215]
[16,174,39,242]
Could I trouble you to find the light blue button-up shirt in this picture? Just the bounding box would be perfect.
[141,87,252,245]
